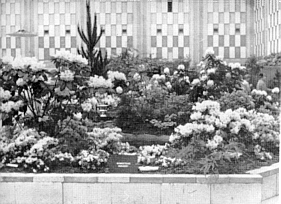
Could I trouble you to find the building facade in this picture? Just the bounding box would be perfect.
[0,0,280,64]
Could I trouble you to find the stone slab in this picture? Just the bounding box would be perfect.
[33,174,64,183]
[97,174,130,183]
[211,183,262,204]
[130,174,163,183]
[262,174,277,200]
[161,183,210,204]
[63,183,111,204]
[64,174,98,183]
[13,182,62,204]
[0,182,16,204]
[111,183,161,204]
[196,174,262,184]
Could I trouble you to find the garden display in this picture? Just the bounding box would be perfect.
[0,1,279,175]
[0,47,279,174]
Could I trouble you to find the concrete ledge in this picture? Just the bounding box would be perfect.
[0,163,278,204]
[64,174,98,183]
[247,163,279,177]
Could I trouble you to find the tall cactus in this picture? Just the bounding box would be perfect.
[77,0,109,76]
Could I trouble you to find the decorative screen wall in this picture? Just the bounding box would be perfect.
[207,0,247,59]
[93,0,134,57]
[0,0,22,57]
[149,0,190,59]
[1,0,280,63]
[35,0,78,60]
[254,0,281,57]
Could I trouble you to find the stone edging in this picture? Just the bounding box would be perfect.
[0,163,278,184]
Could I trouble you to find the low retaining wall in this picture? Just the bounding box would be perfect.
[0,163,278,204]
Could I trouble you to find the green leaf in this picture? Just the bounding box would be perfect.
[60,82,66,91]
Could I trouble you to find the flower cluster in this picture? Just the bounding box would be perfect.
[0,100,24,113]
[228,62,246,70]
[52,152,75,162]
[87,127,123,153]
[28,137,58,157]
[137,144,169,164]
[0,87,11,101]
[206,135,223,150]
[170,99,279,161]
[249,111,279,144]
[192,100,220,114]
[76,149,109,170]
[107,70,127,82]
[272,87,280,94]
[52,50,88,64]
[251,89,267,96]
[154,156,186,167]
[87,75,113,89]
[60,69,75,81]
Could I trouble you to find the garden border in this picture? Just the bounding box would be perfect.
[0,163,279,204]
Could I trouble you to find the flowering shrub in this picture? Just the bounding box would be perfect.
[76,149,109,170]
[87,127,123,154]
[219,90,255,111]
[189,49,245,102]
[0,124,125,172]
[0,128,58,172]
[137,144,186,167]
[168,100,279,173]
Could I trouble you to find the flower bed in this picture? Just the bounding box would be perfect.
[0,49,280,175]
[0,162,278,204]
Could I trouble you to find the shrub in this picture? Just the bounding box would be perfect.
[219,90,255,111]
[168,100,279,174]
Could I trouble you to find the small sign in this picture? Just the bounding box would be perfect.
[107,155,139,173]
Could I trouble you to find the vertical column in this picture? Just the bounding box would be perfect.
[133,0,142,56]
[246,0,255,57]
[191,0,201,63]
[20,0,25,56]
[146,0,151,58]
[141,0,148,57]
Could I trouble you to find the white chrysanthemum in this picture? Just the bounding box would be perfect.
[177,64,185,70]
[213,135,223,143]
[207,80,214,87]
[207,68,216,75]
[266,95,272,101]
[16,78,26,86]
[206,139,218,150]
[52,50,88,64]
[88,75,113,89]
[272,87,280,94]
[60,70,75,81]
[164,67,170,74]
[190,111,202,120]
[107,71,127,82]
[81,102,92,112]
[205,48,215,56]
[2,56,14,64]
[133,73,141,81]
[73,112,82,120]
[191,78,200,86]
[116,86,123,94]
[216,55,223,60]
[0,88,12,100]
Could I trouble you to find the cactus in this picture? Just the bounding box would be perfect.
[77,0,109,77]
